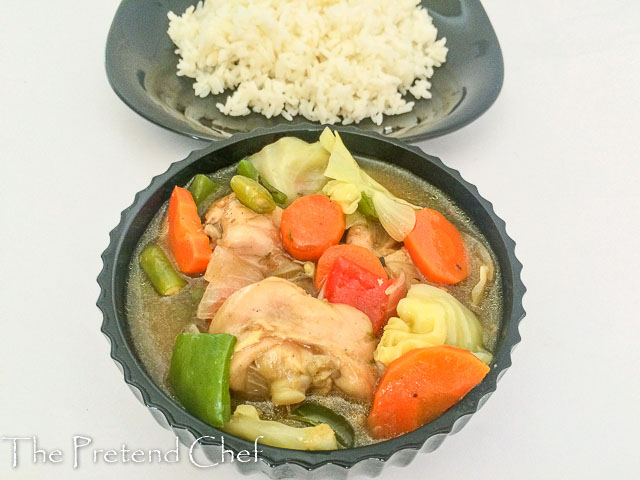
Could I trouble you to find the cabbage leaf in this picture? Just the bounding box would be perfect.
[319,128,420,241]
[248,137,330,203]
[374,284,492,366]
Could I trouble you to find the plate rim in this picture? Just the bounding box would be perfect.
[105,0,504,143]
[97,124,525,473]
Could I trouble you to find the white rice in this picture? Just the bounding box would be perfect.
[168,0,447,125]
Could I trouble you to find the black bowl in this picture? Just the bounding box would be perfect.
[105,0,504,142]
[97,125,524,478]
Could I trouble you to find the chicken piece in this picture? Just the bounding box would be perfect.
[346,220,400,258]
[198,194,303,319]
[253,342,340,405]
[204,193,283,260]
[209,277,378,404]
[383,247,427,291]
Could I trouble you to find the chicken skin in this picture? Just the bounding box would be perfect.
[197,194,304,319]
[209,277,378,405]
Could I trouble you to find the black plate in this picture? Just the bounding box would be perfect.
[105,0,503,142]
[97,125,524,478]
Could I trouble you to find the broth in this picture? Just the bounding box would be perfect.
[125,158,502,447]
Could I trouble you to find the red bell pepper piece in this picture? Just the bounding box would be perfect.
[324,256,402,335]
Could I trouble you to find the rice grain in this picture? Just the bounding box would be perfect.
[168,0,447,125]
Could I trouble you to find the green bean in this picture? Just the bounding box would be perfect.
[358,191,378,219]
[261,178,288,206]
[230,175,276,214]
[189,174,219,207]
[238,159,287,206]
[237,159,260,182]
[289,402,355,448]
[139,245,187,296]
[271,192,287,206]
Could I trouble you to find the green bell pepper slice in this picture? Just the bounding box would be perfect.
[169,333,236,427]
[290,402,355,448]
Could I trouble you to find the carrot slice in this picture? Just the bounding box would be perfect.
[168,186,212,274]
[315,244,387,289]
[368,346,489,439]
[280,194,345,261]
[404,208,469,284]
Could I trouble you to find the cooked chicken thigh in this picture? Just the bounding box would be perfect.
[346,220,399,258]
[197,194,307,319]
[383,247,427,290]
[209,277,378,405]
[204,193,283,259]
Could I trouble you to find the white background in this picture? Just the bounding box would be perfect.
[1,0,639,478]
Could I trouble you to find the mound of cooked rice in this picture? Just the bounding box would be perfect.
[168,0,447,125]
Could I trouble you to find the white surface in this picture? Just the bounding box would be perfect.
[1,0,639,478]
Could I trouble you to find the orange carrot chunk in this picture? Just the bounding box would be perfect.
[368,346,489,439]
[280,194,345,261]
[404,208,469,284]
[315,244,387,290]
[168,186,212,274]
